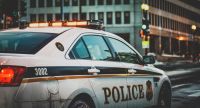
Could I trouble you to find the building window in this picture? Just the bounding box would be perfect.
[30,0,36,8]
[39,14,45,22]
[30,14,36,22]
[98,0,104,5]
[46,0,53,7]
[124,11,130,24]
[55,14,61,21]
[98,12,104,21]
[47,14,53,22]
[124,0,130,4]
[64,0,69,6]
[81,13,87,20]
[72,0,78,6]
[115,0,121,4]
[107,12,113,24]
[72,13,78,20]
[89,12,95,20]
[55,0,61,7]
[106,0,112,5]
[64,13,70,20]
[151,13,155,26]
[89,0,95,5]
[80,0,87,6]
[115,12,121,24]
[38,0,45,7]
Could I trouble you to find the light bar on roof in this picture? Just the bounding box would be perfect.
[65,21,88,26]
[77,21,88,26]
[65,21,76,26]
[52,22,63,27]
[39,23,49,27]
[29,22,49,27]
[28,20,104,30]
[29,23,39,28]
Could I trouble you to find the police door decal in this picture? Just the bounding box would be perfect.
[146,80,153,101]
[102,84,146,104]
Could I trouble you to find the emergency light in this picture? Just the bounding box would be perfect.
[28,20,104,30]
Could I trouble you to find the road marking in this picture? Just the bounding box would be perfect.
[188,90,200,97]
[172,83,192,89]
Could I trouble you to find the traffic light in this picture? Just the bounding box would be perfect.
[142,18,150,36]
[140,29,144,38]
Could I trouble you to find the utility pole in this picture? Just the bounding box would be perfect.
[79,0,82,20]
[60,0,64,21]
[141,3,150,55]
[2,14,6,29]
[191,25,197,62]
[18,0,21,27]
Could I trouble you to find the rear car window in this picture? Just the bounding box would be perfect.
[0,32,57,54]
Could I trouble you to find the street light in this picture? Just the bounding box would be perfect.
[141,3,150,35]
[191,25,197,31]
[141,3,150,55]
[141,4,149,11]
[191,24,197,62]
[18,0,21,28]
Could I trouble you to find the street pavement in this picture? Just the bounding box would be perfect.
[154,61,200,84]
[171,80,200,108]
[154,61,200,108]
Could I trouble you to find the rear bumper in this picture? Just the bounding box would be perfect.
[0,87,19,108]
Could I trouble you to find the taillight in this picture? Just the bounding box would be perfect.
[0,66,26,86]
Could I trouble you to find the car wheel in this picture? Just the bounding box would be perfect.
[69,98,93,108]
[158,84,171,108]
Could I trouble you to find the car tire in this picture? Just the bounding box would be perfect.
[158,84,171,108]
[69,97,94,108]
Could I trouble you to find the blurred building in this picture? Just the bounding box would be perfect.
[26,0,144,53]
[26,0,200,55]
[144,0,200,56]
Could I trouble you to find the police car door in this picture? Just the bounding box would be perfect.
[69,35,128,108]
[107,37,155,108]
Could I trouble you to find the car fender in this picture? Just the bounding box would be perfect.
[62,88,99,108]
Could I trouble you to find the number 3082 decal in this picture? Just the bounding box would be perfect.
[35,68,48,76]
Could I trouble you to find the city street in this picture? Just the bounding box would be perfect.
[0,0,200,108]
[172,79,200,108]
[156,62,200,108]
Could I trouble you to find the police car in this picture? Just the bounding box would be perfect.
[0,20,171,108]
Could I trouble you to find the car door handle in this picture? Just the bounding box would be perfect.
[88,67,100,75]
[128,68,137,74]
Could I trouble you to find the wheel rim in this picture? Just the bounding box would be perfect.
[158,85,171,108]
[71,100,90,108]
[160,99,166,106]
[160,90,166,106]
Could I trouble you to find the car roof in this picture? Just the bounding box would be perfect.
[1,27,71,34]
[0,27,127,43]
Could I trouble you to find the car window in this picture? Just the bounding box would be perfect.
[82,35,113,61]
[0,32,57,54]
[108,37,140,64]
[70,38,91,59]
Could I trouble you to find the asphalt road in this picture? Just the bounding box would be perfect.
[155,62,200,108]
[171,79,200,108]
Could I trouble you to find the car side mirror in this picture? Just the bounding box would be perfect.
[143,56,155,64]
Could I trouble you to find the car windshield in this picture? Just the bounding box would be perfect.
[0,32,57,54]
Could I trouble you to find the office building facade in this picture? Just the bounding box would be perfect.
[26,0,200,55]
[144,0,200,56]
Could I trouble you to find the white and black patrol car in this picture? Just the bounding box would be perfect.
[0,20,171,108]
